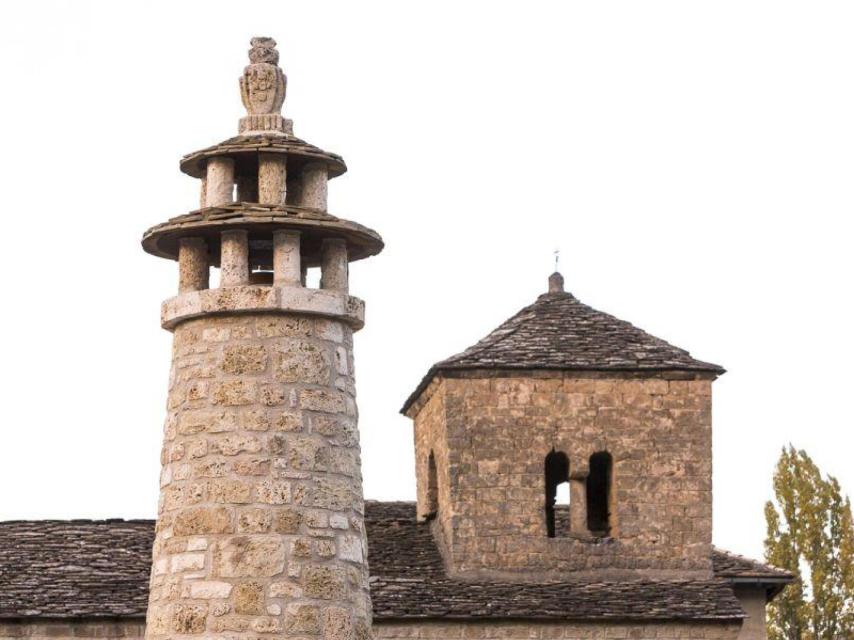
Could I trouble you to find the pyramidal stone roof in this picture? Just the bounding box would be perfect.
[402,272,724,413]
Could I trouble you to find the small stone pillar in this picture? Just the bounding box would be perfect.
[259,154,287,205]
[320,238,348,292]
[273,230,301,286]
[569,473,588,534]
[300,163,328,210]
[205,157,235,207]
[220,230,249,286]
[177,237,209,293]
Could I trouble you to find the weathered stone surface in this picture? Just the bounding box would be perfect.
[303,565,347,600]
[285,604,320,635]
[237,508,273,533]
[173,603,207,634]
[300,389,346,414]
[144,36,378,640]
[212,380,256,406]
[209,434,262,456]
[212,536,286,577]
[233,581,265,614]
[258,480,291,504]
[149,310,370,640]
[188,581,233,599]
[413,374,714,580]
[273,508,303,534]
[324,607,354,640]
[374,622,741,640]
[178,238,209,294]
[221,344,268,375]
[275,340,331,384]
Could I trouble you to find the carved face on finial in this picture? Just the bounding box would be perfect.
[240,37,287,116]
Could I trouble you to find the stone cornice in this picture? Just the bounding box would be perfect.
[161,285,364,331]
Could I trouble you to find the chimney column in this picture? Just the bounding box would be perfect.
[143,38,381,640]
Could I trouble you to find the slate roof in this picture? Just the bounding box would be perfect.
[711,547,793,582]
[0,519,151,618]
[0,502,789,622]
[402,278,724,413]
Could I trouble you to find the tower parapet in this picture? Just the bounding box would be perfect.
[142,38,381,640]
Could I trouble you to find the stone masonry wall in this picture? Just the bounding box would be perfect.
[0,621,145,640]
[374,621,741,640]
[145,313,371,640]
[733,588,767,640]
[0,620,743,640]
[413,380,453,554]
[413,372,714,580]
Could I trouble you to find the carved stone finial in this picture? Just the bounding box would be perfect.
[239,37,288,135]
[248,37,279,64]
[548,272,565,293]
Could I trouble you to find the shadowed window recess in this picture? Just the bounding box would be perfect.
[544,450,570,537]
[586,451,613,536]
[425,451,438,518]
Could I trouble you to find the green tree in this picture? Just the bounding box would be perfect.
[765,446,854,639]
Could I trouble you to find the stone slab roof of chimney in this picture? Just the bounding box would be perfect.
[0,503,791,622]
[401,276,725,414]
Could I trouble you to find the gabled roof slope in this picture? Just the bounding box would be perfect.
[0,519,151,618]
[709,548,793,599]
[402,276,724,413]
[0,503,790,622]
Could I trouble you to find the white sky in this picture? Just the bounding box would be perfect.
[0,1,852,562]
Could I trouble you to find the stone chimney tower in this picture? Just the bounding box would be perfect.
[141,38,382,640]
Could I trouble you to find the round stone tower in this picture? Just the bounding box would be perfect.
[141,37,382,640]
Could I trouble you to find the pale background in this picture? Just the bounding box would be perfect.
[0,1,851,562]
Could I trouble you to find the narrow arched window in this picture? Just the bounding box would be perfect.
[425,451,438,517]
[544,450,570,537]
[586,451,613,536]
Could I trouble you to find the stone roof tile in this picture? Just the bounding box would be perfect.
[402,284,724,414]
[711,547,793,580]
[0,503,788,622]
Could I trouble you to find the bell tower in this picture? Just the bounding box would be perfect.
[142,38,382,640]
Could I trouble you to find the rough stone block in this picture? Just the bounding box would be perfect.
[174,507,234,536]
[300,389,346,414]
[221,344,268,375]
[275,340,331,384]
[323,606,353,640]
[172,603,208,634]
[212,380,256,406]
[188,581,233,599]
[213,535,286,578]
[233,581,265,614]
[285,604,320,635]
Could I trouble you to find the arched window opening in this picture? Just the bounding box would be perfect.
[587,451,613,536]
[544,450,570,538]
[425,451,438,518]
